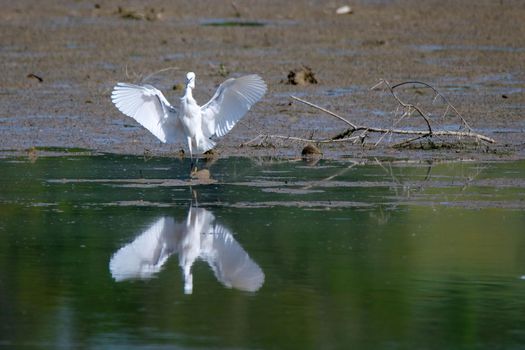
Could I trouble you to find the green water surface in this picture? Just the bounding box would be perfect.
[0,156,524,349]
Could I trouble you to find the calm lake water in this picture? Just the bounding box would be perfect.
[1,155,524,349]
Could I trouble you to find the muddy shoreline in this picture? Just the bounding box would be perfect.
[1,0,524,161]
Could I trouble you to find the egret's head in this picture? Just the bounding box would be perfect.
[185,72,196,89]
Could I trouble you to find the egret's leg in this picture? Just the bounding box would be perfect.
[183,267,193,295]
[187,137,194,172]
[191,188,198,206]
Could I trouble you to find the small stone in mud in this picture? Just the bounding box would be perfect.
[301,143,322,157]
[336,5,353,15]
[286,66,318,85]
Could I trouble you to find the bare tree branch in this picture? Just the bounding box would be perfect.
[381,80,433,135]
[245,80,495,150]
[243,134,361,146]
[389,80,473,131]
[291,95,357,130]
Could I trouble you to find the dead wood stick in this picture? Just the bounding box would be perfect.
[291,92,495,144]
[244,134,362,145]
[390,80,472,131]
[247,82,495,149]
[291,95,357,130]
[381,80,433,135]
[349,126,493,143]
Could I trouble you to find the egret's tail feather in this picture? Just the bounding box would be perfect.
[199,138,216,153]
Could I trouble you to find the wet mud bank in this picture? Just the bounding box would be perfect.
[0,1,524,161]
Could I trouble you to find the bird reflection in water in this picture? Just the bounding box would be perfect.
[109,207,264,294]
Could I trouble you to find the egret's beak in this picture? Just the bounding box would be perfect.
[186,76,195,89]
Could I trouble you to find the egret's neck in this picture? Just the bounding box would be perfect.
[184,86,194,100]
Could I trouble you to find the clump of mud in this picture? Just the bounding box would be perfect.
[115,6,164,21]
[286,66,318,85]
[191,168,211,180]
[203,148,218,159]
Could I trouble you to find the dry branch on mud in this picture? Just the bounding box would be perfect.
[245,80,495,151]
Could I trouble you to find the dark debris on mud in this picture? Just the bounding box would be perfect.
[285,66,318,85]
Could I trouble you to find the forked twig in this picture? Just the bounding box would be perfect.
[390,80,472,131]
[381,80,433,135]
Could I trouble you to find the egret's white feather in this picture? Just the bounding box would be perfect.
[108,208,264,293]
[111,83,184,143]
[201,75,267,138]
[111,73,266,161]
[109,217,177,281]
[201,224,265,292]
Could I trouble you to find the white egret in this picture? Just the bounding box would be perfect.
[109,208,265,294]
[111,72,267,169]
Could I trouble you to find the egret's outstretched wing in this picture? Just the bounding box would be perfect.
[200,75,267,138]
[111,83,183,143]
[109,217,177,281]
[202,224,265,292]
